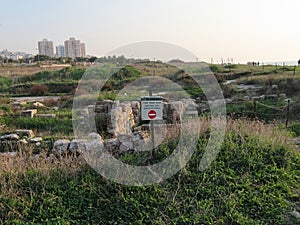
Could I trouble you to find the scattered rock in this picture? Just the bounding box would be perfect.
[88,132,102,140]
[10,101,27,109]
[279,93,286,99]
[133,138,151,152]
[0,152,18,158]
[118,134,132,143]
[225,98,233,104]
[18,139,28,144]
[50,107,59,111]
[20,109,37,118]
[0,134,19,141]
[84,137,105,157]
[53,139,70,155]
[35,114,56,118]
[265,94,278,100]
[15,129,35,138]
[251,96,260,101]
[69,139,87,153]
[29,137,43,143]
[33,102,45,108]
[119,141,134,154]
[289,210,300,219]
[243,96,250,101]
[35,142,41,147]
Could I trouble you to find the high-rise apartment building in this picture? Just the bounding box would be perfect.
[56,45,65,58]
[80,43,86,58]
[64,37,86,58]
[38,39,54,57]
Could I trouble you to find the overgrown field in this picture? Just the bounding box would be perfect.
[0,119,299,224]
[1,63,300,224]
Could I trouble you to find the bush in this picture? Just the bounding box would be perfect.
[224,64,237,69]
[29,84,48,96]
[288,123,300,137]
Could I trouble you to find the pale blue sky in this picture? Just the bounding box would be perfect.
[1,0,300,63]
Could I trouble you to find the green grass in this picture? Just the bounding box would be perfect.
[0,116,73,135]
[288,123,300,137]
[0,119,299,224]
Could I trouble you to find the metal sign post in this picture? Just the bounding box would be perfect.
[141,95,163,157]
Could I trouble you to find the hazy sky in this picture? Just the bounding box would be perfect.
[1,0,300,63]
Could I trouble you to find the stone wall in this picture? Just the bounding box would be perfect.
[93,100,136,137]
[81,99,198,139]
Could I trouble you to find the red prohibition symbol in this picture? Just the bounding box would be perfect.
[148,110,156,119]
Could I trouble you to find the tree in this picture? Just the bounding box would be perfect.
[33,55,52,62]
[88,56,98,63]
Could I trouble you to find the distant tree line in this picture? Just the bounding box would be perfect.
[0,54,152,65]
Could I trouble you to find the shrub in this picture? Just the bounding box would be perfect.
[209,65,221,72]
[29,84,48,96]
[224,64,237,69]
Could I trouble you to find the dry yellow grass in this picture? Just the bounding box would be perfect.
[0,65,68,78]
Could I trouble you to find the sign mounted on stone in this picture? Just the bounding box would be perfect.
[141,96,163,121]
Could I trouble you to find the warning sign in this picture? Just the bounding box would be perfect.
[141,96,163,121]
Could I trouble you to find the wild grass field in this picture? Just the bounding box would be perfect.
[0,62,299,224]
[0,118,299,225]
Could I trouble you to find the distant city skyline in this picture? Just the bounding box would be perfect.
[1,0,300,63]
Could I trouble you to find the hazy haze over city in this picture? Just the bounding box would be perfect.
[1,0,300,63]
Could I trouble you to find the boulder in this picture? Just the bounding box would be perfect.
[88,132,102,140]
[259,95,266,100]
[20,109,37,118]
[251,96,260,101]
[133,138,152,152]
[265,94,278,100]
[69,133,104,156]
[35,114,56,118]
[104,138,119,152]
[53,139,70,155]
[225,98,233,104]
[18,139,28,144]
[118,134,132,143]
[119,141,134,154]
[83,137,106,159]
[33,102,45,108]
[0,134,19,141]
[29,137,43,143]
[243,96,250,101]
[69,139,87,153]
[15,129,35,138]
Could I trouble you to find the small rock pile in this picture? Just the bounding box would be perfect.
[0,129,43,158]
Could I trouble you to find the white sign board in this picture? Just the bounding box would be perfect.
[141,96,163,121]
